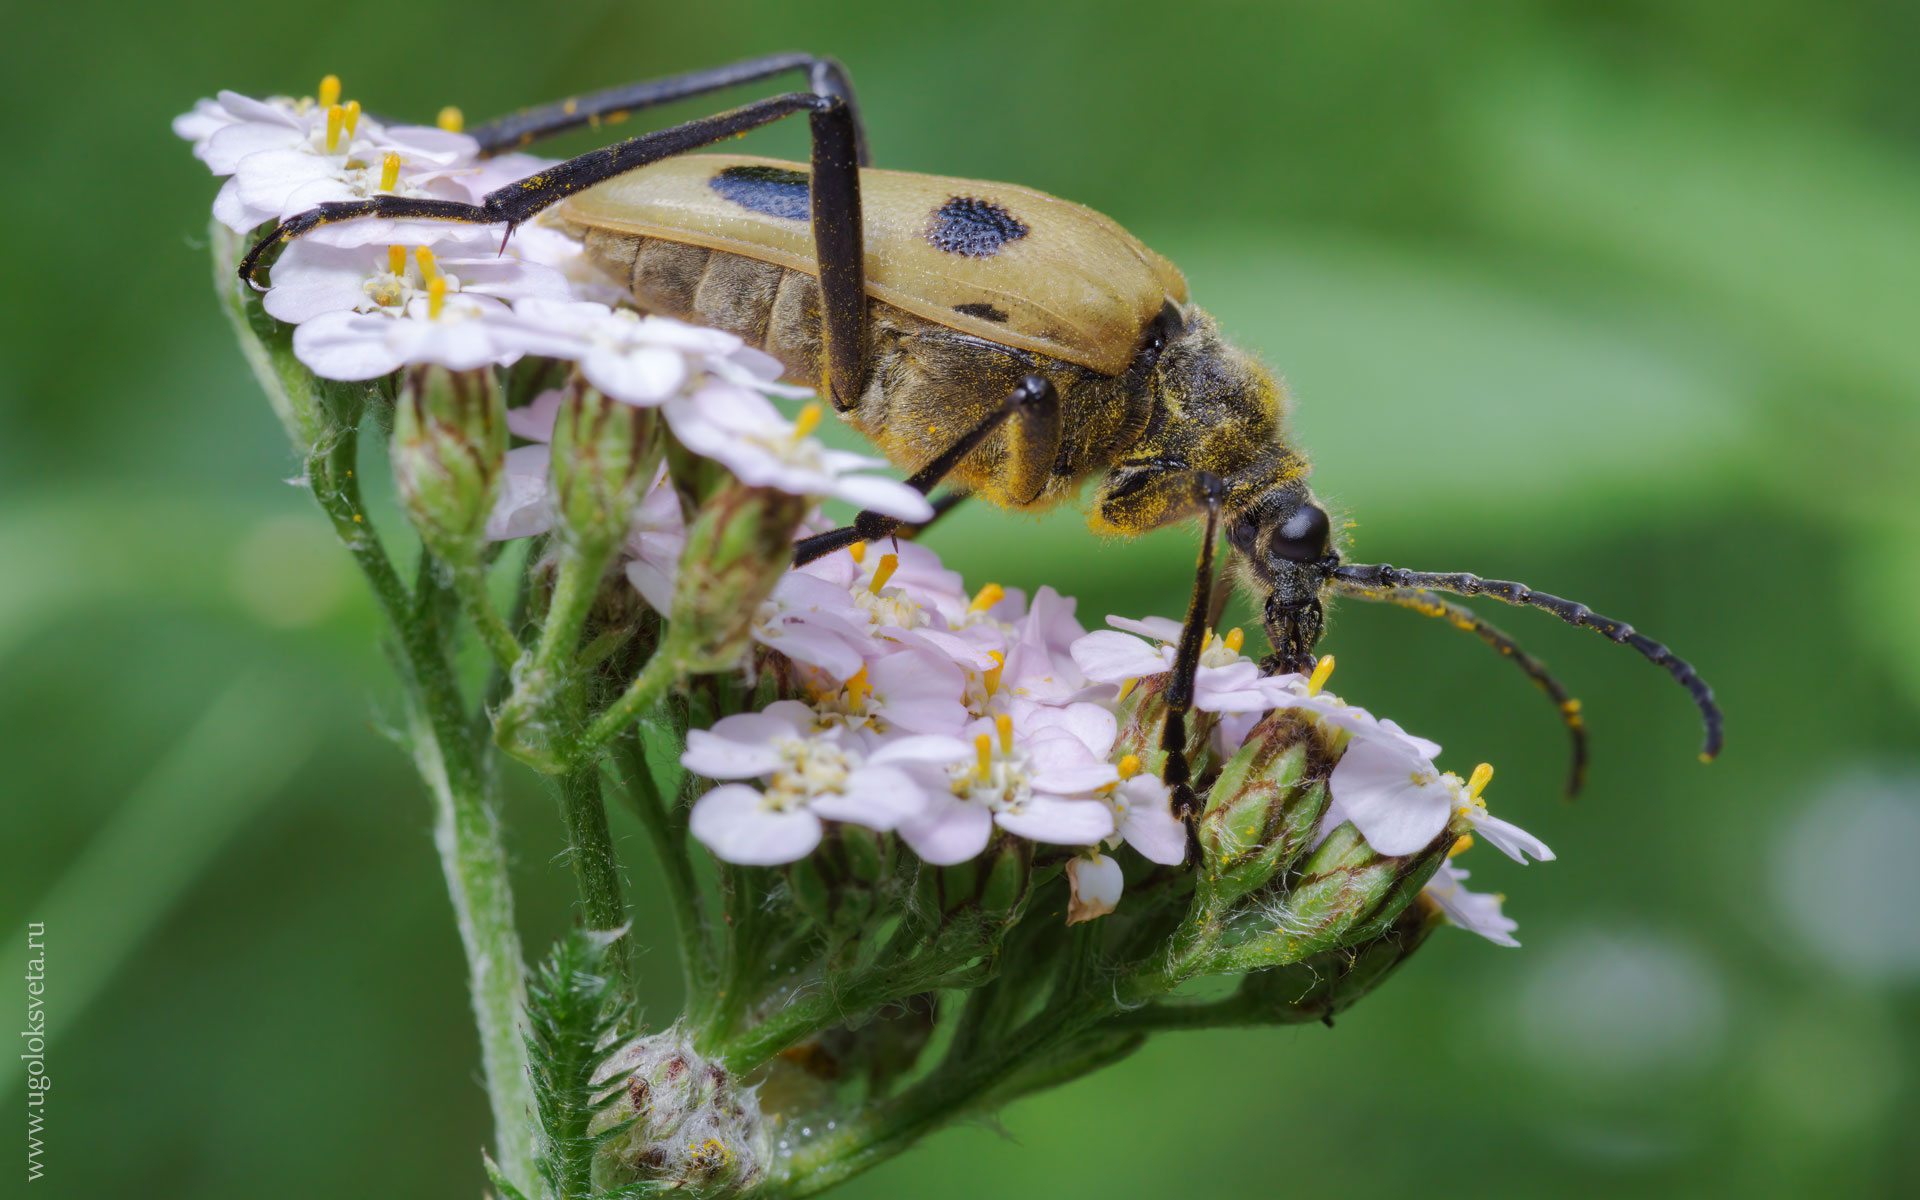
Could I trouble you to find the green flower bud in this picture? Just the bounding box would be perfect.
[786,825,893,942]
[549,386,659,552]
[1240,897,1443,1024]
[1256,820,1450,961]
[926,834,1031,922]
[1200,711,1336,905]
[591,1031,768,1194]
[671,485,808,673]
[390,364,505,565]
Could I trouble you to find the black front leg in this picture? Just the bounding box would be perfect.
[1162,472,1225,829]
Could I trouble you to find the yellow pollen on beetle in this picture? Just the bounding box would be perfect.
[868,553,899,595]
[1466,762,1494,800]
[342,99,361,139]
[1117,754,1142,780]
[983,650,1005,697]
[378,152,402,192]
[436,105,464,132]
[968,582,1005,613]
[844,665,871,711]
[387,245,406,275]
[317,75,341,108]
[848,541,866,564]
[324,103,345,153]
[1448,834,1475,858]
[1306,654,1335,697]
[792,401,824,441]
[1223,627,1245,653]
[426,275,447,319]
[995,712,1014,754]
[974,733,993,777]
[414,245,440,281]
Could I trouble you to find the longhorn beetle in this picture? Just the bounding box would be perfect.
[241,53,1723,817]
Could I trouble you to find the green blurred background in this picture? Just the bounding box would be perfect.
[6,0,1920,1195]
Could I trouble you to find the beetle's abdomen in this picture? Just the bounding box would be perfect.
[579,228,824,383]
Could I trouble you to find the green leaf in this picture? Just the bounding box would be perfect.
[523,926,634,1199]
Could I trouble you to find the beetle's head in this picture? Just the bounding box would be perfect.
[1228,483,1339,675]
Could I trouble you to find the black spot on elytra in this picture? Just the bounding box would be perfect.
[926,196,1028,257]
[952,301,1010,323]
[708,164,811,220]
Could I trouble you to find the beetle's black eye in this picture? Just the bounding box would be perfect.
[1269,504,1331,563]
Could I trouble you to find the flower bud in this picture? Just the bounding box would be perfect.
[390,364,505,565]
[670,485,808,673]
[1256,820,1450,961]
[786,825,893,942]
[550,386,659,552]
[1240,897,1442,1024]
[1199,711,1335,904]
[591,1030,768,1194]
[923,834,1031,923]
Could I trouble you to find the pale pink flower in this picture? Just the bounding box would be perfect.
[1423,860,1521,947]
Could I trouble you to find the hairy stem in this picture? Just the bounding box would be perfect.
[556,765,630,973]
[495,537,616,771]
[309,423,536,1192]
[579,635,685,757]
[450,557,524,671]
[610,729,713,1006]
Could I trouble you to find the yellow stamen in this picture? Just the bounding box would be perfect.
[1448,834,1475,858]
[317,75,341,108]
[792,401,824,441]
[324,103,345,153]
[974,734,993,777]
[968,582,1005,614]
[982,650,1004,697]
[844,665,870,711]
[1306,654,1335,697]
[436,105,464,133]
[995,712,1014,754]
[1466,762,1494,800]
[1117,678,1137,701]
[342,99,361,139]
[848,541,866,564]
[378,151,401,192]
[414,245,439,281]
[1223,627,1245,653]
[426,275,446,319]
[868,553,899,595]
[387,245,406,275]
[1117,753,1141,780]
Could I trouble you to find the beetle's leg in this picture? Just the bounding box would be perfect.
[1161,473,1225,828]
[466,53,871,167]
[242,81,872,414]
[1328,579,1590,798]
[895,490,972,541]
[792,377,1057,566]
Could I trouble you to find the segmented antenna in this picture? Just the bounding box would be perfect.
[1331,563,1722,761]
[1330,580,1590,797]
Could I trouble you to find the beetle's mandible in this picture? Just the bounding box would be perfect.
[240,53,1722,813]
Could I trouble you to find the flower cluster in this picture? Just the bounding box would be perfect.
[181,82,1548,951]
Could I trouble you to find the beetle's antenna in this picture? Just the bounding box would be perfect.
[1332,563,1722,761]
[1328,579,1589,797]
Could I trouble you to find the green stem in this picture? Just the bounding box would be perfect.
[450,557,524,671]
[610,732,713,1006]
[494,536,616,771]
[309,424,536,1192]
[578,635,685,757]
[556,766,629,971]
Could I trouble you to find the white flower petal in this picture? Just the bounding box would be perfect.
[689,785,822,865]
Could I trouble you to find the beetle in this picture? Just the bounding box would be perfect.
[241,52,1721,814]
